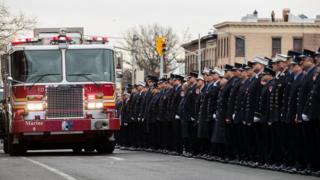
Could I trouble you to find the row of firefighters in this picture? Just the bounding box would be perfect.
[116,49,320,174]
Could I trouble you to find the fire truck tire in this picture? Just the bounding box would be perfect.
[84,147,95,152]
[8,134,26,156]
[96,141,115,154]
[3,138,8,153]
[72,147,82,154]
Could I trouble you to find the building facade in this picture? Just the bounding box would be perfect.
[214,11,320,66]
[182,34,217,75]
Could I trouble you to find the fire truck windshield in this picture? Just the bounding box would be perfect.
[66,49,115,82]
[10,50,62,84]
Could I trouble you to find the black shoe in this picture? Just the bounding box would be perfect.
[298,169,307,175]
[128,146,135,151]
[305,164,315,175]
[313,170,320,177]
[162,149,169,154]
[249,161,259,168]
[278,164,288,172]
[229,159,239,165]
[170,151,179,156]
[145,148,153,152]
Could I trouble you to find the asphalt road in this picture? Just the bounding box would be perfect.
[0,147,317,180]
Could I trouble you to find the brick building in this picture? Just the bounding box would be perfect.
[183,9,320,73]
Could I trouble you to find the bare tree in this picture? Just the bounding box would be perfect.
[121,23,190,77]
[0,4,36,52]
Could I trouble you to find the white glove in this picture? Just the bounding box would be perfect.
[191,117,195,121]
[232,114,235,120]
[175,115,180,119]
[124,123,128,126]
[302,114,310,121]
[242,121,246,125]
[141,118,144,122]
[212,114,216,119]
[131,117,134,120]
[268,122,272,126]
[247,123,252,126]
[138,118,141,121]
[253,116,260,123]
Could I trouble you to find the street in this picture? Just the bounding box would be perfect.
[0,147,316,180]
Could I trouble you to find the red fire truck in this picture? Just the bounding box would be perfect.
[0,28,120,155]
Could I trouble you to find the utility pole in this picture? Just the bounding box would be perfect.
[131,34,139,85]
[198,34,201,75]
[160,56,164,78]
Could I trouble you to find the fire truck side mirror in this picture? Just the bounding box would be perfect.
[7,76,25,85]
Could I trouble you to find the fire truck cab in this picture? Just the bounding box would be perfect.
[0,28,120,156]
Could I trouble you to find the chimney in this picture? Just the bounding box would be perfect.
[271,10,275,22]
[253,10,258,17]
[283,8,290,22]
[316,15,320,23]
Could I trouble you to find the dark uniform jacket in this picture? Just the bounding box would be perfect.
[148,92,162,124]
[269,70,290,123]
[226,77,241,121]
[206,82,221,122]
[234,79,250,124]
[280,71,294,122]
[197,82,220,139]
[304,73,320,119]
[121,98,130,124]
[169,85,182,120]
[297,66,317,121]
[195,86,205,122]
[245,75,262,124]
[216,78,237,122]
[165,87,175,122]
[133,92,144,121]
[213,78,236,143]
[128,93,138,122]
[158,89,170,122]
[285,72,304,123]
[256,80,272,124]
[183,84,197,122]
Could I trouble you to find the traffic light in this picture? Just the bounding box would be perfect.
[156,37,167,56]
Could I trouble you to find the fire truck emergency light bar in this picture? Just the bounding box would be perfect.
[11,38,40,45]
[11,35,109,46]
[84,36,109,44]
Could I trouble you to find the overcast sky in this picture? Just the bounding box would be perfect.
[4,0,320,41]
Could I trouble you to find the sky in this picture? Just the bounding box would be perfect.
[3,0,320,42]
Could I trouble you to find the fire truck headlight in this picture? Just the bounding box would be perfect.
[95,102,104,109]
[26,103,45,111]
[87,102,103,109]
[87,102,96,109]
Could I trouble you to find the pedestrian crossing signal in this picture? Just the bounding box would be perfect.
[156,37,167,56]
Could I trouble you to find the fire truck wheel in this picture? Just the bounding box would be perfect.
[96,141,115,154]
[8,134,26,156]
[72,147,82,154]
[3,138,8,154]
[84,147,95,152]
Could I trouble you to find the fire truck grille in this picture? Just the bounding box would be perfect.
[47,85,84,119]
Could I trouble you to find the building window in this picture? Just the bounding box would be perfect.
[293,38,303,52]
[235,37,245,57]
[272,37,281,57]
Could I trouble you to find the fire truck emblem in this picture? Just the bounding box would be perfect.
[62,121,73,131]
